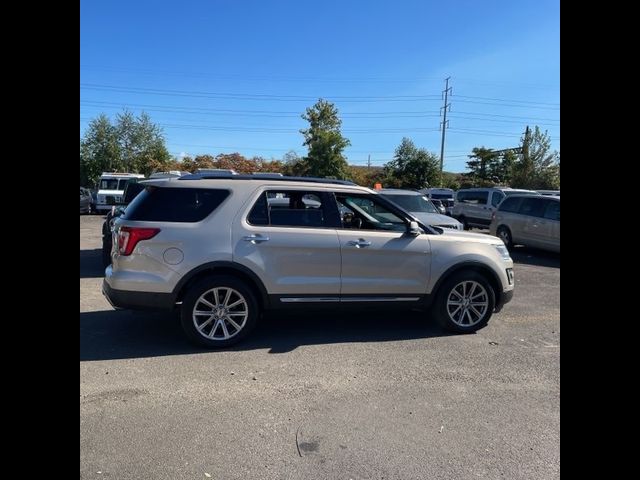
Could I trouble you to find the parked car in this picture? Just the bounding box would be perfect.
[451,187,539,230]
[101,180,147,267]
[103,174,514,348]
[80,187,92,214]
[489,195,560,253]
[431,199,447,215]
[421,188,456,216]
[378,189,463,230]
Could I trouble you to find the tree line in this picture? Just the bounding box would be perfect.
[80,100,559,190]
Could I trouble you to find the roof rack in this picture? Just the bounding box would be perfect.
[178,173,356,186]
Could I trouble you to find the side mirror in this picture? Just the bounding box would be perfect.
[407,221,423,236]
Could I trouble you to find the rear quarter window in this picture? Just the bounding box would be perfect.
[123,187,230,222]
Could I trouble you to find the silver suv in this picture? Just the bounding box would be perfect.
[103,174,515,348]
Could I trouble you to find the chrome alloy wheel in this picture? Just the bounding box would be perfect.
[192,287,249,340]
[446,280,489,327]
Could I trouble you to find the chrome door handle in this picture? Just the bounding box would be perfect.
[243,234,270,244]
[347,238,372,248]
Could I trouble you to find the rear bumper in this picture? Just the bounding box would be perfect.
[102,280,176,311]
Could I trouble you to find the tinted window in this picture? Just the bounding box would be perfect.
[543,200,560,221]
[336,194,406,232]
[430,193,454,200]
[123,187,229,222]
[491,191,504,207]
[498,197,522,213]
[247,190,329,228]
[457,190,489,204]
[518,197,546,218]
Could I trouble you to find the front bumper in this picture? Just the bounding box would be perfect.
[494,289,514,313]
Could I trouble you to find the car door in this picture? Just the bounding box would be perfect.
[519,197,549,249]
[232,188,342,298]
[334,192,431,296]
[465,190,490,225]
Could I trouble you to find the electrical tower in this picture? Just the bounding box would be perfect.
[439,77,452,184]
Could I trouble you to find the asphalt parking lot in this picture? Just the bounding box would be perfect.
[80,214,559,480]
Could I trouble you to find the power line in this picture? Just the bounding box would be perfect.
[452,99,559,110]
[79,100,442,118]
[453,94,559,106]
[80,65,444,84]
[80,83,442,102]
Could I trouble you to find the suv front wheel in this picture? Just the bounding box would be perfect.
[433,271,495,333]
[180,275,259,348]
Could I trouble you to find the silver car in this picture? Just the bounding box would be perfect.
[379,189,463,230]
[103,174,514,348]
[490,195,560,253]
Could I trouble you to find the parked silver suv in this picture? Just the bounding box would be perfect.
[103,174,515,348]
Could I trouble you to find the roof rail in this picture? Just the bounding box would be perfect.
[178,173,356,186]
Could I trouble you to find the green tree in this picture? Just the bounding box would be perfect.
[80,111,171,184]
[300,99,351,178]
[511,126,560,189]
[466,147,499,185]
[80,114,121,186]
[116,111,171,176]
[383,137,440,189]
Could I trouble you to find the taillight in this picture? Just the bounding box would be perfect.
[117,227,160,256]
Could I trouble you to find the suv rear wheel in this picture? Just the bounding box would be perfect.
[180,275,259,348]
[433,271,495,333]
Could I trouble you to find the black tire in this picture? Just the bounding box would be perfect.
[433,271,495,333]
[102,236,112,268]
[459,216,469,230]
[180,275,259,348]
[496,226,513,249]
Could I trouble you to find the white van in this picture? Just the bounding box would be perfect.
[95,172,145,213]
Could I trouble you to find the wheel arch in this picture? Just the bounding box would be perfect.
[173,262,270,309]
[429,261,502,309]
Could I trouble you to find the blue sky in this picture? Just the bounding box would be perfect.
[80,0,559,172]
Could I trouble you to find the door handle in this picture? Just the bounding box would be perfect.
[243,234,270,244]
[347,238,372,248]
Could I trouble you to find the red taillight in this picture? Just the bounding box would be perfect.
[117,227,160,256]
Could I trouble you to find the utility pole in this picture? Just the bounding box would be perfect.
[367,154,371,169]
[439,77,452,186]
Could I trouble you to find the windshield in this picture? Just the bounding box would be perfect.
[383,194,438,213]
[99,179,131,190]
[430,193,454,200]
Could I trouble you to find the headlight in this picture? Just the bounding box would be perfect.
[494,244,511,261]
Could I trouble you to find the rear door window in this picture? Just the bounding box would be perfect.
[247,190,336,228]
[123,187,230,222]
[518,197,546,218]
